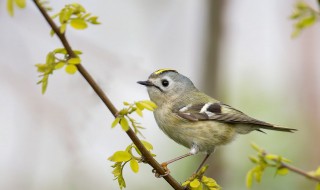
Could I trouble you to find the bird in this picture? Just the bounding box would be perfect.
[137,69,296,176]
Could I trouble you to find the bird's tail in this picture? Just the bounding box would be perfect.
[258,125,297,133]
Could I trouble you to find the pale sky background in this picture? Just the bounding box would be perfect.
[1,0,320,190]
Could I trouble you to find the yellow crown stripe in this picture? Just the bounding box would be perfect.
[154,69,177,75]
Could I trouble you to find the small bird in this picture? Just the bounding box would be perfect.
[138,69,296,176]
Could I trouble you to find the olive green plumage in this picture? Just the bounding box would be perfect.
[138,69,296,154]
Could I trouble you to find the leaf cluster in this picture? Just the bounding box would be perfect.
[35,48,82,94]
[6,0,26,16]
[182,166,221,190]
[247,143,320,190]
[51,3,100,34]
[246,143,291,188]
[108,141,155,189]
[7,0,53,16]
[109,100,157,189]
[111,100,157,136]
[290,1,320,38]
[32,2,100,94]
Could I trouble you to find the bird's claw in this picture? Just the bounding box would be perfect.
[152,162,170,178]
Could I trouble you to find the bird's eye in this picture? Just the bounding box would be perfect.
[161,79,169,87]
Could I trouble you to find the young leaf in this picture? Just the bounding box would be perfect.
[130,159,139,173]
[201,176,220,189]
[14,0,26,8]
[138,101,155,111]
[46,52,55,65]
[290,11,302,19]
[246,168,254,188]
[123,101,130,106]
[117,174,126,189]
[67,57,81,64]
[54,62,65,69]
[120,117,129,131]
[296,2,308,10]
[82,13,91,19]
[87,16,101,24]
[59,8,72,24]
[249,156,258,163]
[315,166,320,176]
[201,176,210,183]
[51,12,59,19]
[111,117,121,128]
[71,3,86,13]
[296,15,316,29]
[53,48,67,54]
[251,142,261,152]
[65,64,77,74]
[141,140,153,151]
[253,166,263,182]
[111,162,122,176]
[141,100,157,109]
[70,18,88,30]
[7,0,14,16]
[135,108,143,117]
[50,29,55,37]
[60,23,67,34]
[182,180,191,187]
[35,63,48,73]
[265,154,279,161]
[119,108,128,115]
[135,102,145,111]
[108,151,132,162]
[41,75,49,94]
[276,167,289,176]
[189,179,200,189]
[73,50,83,55]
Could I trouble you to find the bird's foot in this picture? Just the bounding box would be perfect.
[152,162,170,178]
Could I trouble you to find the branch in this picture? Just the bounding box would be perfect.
[260,148,320,183]
[32,1,184,189]
[280,162,320,183]
[248,143,320,189]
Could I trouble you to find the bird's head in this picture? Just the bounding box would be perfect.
[138,69,197,106]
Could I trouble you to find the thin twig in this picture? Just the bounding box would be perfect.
[261,148,320,183]
[281,163,320,183]
[32,1,184,189]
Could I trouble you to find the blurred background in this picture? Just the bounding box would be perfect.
[1,0,320,189]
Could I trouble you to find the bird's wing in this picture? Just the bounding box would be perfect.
[175,102,297,132]
[175,102,273,127]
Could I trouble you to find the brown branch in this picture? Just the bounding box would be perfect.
[261,148,320,183]
[280,163,320,183]
[32,1,184,189]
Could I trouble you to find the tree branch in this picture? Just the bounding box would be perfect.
[259,147,320,183]
[280,163,320,183]
[32,1,184,189]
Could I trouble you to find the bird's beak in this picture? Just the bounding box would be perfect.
[137,80,153,87]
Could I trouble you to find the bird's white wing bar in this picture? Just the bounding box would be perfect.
[176,102,221,121]
[200,103,213,113]
[179,104,192,112]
